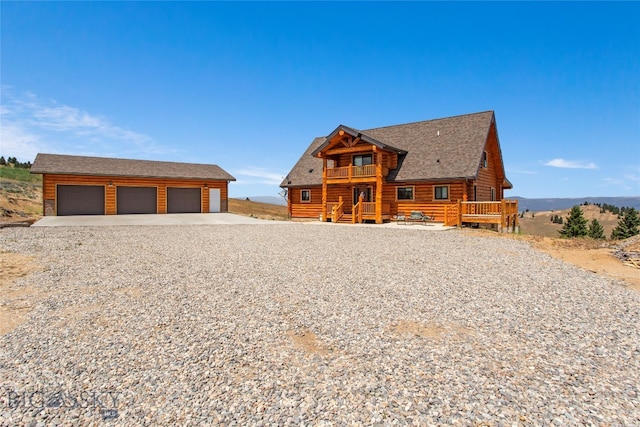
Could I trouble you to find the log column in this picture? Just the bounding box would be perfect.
[374,147,383,224]
[321,156,327,222]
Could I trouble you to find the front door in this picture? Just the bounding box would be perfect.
[353,186,372,204]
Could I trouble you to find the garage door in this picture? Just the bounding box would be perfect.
[167,187,201,213]
[117,187,157,214]
[57,185,105,216]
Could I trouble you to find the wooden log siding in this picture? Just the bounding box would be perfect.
[475,121,504,200]
[382,182,466,221]
[42,174,228,215]
[289,186,323,218]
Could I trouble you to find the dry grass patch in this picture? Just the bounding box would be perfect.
[287,330,330,356]
[228,198,289,221]
[0,252,44,334]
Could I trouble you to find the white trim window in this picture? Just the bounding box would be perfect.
[482,151,488,168]
[490,187,496,201]
[301,189,311,202]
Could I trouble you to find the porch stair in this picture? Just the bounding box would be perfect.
[336,213,352,224]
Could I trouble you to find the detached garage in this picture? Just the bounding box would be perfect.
[31,153,235,216]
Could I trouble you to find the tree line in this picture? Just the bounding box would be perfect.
[0,156,32,169]
[559,205,639,240]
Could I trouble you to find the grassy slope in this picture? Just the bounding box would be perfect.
[0,166,42,183]
[228,198,289,220]
[0,166,43,220]
[518,204,620,238]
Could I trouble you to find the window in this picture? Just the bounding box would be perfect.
[490,187,496,201]
[397,186,414,200]
[473,185,477,201]
[301,189,310,202]
[353,154,373,166]
[434,186,449,200]
[482,151,488,168]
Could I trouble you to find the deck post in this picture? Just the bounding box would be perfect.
[457,199,462,227]
[375,150,383,224]
[500,199,506,233]
[321,156,327,222]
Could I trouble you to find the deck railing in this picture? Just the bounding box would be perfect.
[331,197,344,223]
[361,202,376,214]
[460,200,518,216]
[452,200,519,232]
[462,201,502,215]
[352,202,361,224]
[326,164,377,180]
[326,199,391,224]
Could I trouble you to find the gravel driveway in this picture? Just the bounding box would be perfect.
[1,224,638,425]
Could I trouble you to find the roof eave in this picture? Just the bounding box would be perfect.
[311,126,405,157]
[34,171,235,181]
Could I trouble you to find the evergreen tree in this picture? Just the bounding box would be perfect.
[588,219,605,240]
[559,205,588,238]
[0,156,5,166]
[611,208,640,240]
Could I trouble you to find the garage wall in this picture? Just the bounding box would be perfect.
[42,174,229,215]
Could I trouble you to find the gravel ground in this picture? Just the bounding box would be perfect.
[1,224,639,426]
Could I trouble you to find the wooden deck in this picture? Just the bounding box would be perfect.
[327,199,390,223]
[444,200,519,232]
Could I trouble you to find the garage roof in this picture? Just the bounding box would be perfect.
[31,153,236,181]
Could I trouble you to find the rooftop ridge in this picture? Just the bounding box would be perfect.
[34,153,221,168]
[362,110,494,133]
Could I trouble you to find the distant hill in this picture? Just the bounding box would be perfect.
[518,204,621,238]
[234,196,287,206]
[511,196,640,213]
[228,198,288,220]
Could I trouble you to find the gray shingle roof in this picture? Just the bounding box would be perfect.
[31,153,236,181]
[281,111,502,187]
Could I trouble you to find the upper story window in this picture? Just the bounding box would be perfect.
[353,154,373,166]
[482,151,488,168]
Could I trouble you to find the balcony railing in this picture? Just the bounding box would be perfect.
[326,164,377,180]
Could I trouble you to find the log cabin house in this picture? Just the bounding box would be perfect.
[281,111,518,230]
[31,153,235,216]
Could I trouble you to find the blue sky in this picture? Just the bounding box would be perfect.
[1,1,638,199]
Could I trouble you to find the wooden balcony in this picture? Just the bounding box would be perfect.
[325,164,378,183]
